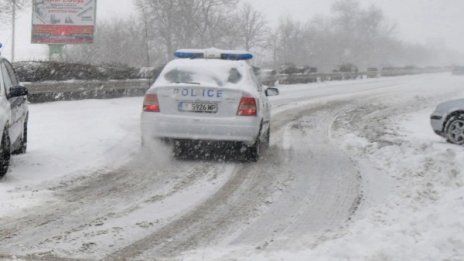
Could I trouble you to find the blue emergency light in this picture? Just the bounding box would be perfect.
[175,48,253,61]
[175,50,204,59]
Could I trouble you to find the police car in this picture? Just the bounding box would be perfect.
[141,48,279,161]
[0,44,29,178]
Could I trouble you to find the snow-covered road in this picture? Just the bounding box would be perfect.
[1,73,464,260]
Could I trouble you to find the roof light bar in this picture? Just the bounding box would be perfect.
[174,50,204,59]
[174,48,253,61]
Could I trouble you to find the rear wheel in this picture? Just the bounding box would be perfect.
[247,139,260,162]
[246,126,271,162]
[262,127,270,149]
[445,113,464,145]
[0,130,11,178]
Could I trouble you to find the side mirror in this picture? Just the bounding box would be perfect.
[9,86,28,98]
[265,87,279,97]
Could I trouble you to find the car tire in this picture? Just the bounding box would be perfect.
[445,113,464,145]
[12,120,27,155]
[246,126,271,162]
[247,139,260,162]
[0,129,11,178]
[262,127,270,149]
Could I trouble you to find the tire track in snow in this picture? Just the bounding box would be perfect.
[225,103,363,251]
[0,154,236,260]
[106,101,363,259]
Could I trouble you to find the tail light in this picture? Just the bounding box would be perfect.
[143,94,160,112]
[237,96,257,116]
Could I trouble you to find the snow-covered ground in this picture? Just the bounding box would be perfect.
[1,73,464,260]
[0,98,142,214]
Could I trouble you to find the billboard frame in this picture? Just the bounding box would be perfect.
[31,0,97,45]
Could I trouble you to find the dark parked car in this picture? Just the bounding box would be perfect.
[452,66,464,75]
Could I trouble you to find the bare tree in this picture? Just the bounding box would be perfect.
[134,0,238,61]
[63,0,458,69]
[272,17,307,66]
[64,18,155,67]
[0,0,28,25]
[268,0,405,71]
[0,0,28,61]
[194,0,238,47]
[236,2,268,51]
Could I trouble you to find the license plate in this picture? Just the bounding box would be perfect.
[178,102,218,113]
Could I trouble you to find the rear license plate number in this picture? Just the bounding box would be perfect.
[178,102,218,113]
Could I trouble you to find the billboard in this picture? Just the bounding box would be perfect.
[32,0,97,44]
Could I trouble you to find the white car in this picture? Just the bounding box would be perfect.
[141,48,279,161]
[431,99,464,145]
[0,54,29,178]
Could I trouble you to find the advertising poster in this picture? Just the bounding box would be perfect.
[32,0,97,44]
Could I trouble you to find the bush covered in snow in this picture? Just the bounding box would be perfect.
[13,61,162,82]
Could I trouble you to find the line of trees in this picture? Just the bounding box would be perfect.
[0,0,26,21]
[62,0,463,70]
[1,0,29,61]
[65,0,269,67]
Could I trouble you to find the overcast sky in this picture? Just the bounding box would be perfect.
[1,0,463,60]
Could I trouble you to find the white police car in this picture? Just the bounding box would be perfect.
[0,45,29,178]
[141,48,279,161]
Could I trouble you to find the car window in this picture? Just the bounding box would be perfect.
[0,63,4,97]
[0,62,12,95]
[3,60,18,86]
[163,66,242,86]
[164,69,196,84]
[164,68,223,86]
[227,68,242,83]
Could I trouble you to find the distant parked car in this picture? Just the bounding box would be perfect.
[336,63,358,74]
[367,67,379,78]
[0,55,29,178]
[333,63,359,80]
[452,66,464,75]
[430,99,464,145]
[256,68,278,87]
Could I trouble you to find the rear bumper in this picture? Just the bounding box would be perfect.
[141,112,261,145]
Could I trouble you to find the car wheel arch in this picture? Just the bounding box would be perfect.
[443,111,464,132]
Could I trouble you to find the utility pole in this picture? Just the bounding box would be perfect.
[141,7,153,86]
[11,0,16,62]
[142,7,151,67]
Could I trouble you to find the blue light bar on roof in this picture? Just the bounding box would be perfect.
[174,48,253,60]
[175,50,204,59]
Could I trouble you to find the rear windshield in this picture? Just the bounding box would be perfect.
[162,67,242,86]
